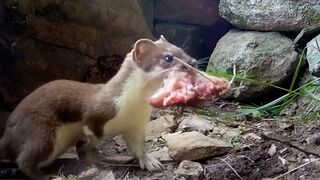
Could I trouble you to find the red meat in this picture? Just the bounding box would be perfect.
[150,70,230,108]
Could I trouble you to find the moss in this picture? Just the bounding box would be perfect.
[305,9,320,26]
[225,13,248,29]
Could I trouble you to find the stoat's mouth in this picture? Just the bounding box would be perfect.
[149,70,230,108]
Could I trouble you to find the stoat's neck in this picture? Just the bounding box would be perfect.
[104,55,135,96]
[115,67,150,107]
[100,53,151,108]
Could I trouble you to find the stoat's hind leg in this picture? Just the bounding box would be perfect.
[16,146,52,180]
[122,128,163,172]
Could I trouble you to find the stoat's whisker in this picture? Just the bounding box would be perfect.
[196,61,209,65]
[197,57,210,63]
[143,68,173,87]
[174,57,218,84]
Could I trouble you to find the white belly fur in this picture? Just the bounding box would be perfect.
[39,122,84,168]
[103,68,152,136]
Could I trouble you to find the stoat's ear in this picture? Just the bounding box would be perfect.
[133,39,157,66]
[159,35,168,42]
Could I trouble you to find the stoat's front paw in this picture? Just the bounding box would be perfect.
[139,154,163,172]
[77,148,100,165]
[86,149,100,165]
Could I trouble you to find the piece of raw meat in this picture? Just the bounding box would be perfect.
[150,70,230,108]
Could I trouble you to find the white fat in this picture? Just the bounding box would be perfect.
[103,68,152,137]
[39,122,84,168]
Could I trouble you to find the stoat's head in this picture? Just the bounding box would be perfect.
[132,35,197,73]
[131,36,197,89]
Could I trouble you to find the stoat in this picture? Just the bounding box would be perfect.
[0,36,197,180]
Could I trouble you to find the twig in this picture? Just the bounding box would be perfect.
[123,171,130,180]
[315,38,320,52]
[100,162,140,167]
[273,158,320,179]
[262,133,320,158]
[99,161,177,168]
[230,64,236,85]
[293,28,305,44]
[219,158,244,180]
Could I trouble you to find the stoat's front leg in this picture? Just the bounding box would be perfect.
[122,126,163,171]
[77,126,101,165]
[76,139,100,165]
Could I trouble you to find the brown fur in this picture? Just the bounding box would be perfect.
[0,36,197,180]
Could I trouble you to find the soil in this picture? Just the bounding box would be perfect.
[0,100,320,180]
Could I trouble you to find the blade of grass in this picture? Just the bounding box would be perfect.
[235,78,320,118]
[206,71,292,93]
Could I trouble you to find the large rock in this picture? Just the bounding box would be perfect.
[2,38,95,107]
[177,115,214,135]
[206,29,298,100]
[154,23,207,59]
[154,0,219,26]
[0,37,10,68]
[149,146,173,162]
[138,0,153,31]
[26,15,108,59]
[163,131,232,161]
[0,111,10,136]
[15,0,154,58]
[209,126,242,140]
[307,34,320,76]
[145,115,176,141]
[219,0,320,31]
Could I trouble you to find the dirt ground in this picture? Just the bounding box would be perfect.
[0,101,320,180]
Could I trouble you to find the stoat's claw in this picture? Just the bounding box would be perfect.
[139,154,164,172]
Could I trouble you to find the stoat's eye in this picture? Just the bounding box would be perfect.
[162,55,174,63]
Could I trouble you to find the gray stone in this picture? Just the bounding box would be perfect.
[154,23,207,59]
[219,0,320,31]
[78,168,115,180]
[174,160,204,180]
[154,0,219,26]
[306,133,320,146]
[206,29,298,100]
[242,133,262,141]
[149,146,173,162]
[16,0,154,57]
[307,34,320,76]
[163,131,232,161]
[177,115,214,135]
[145,115,176,141]
[209,126,242,140]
